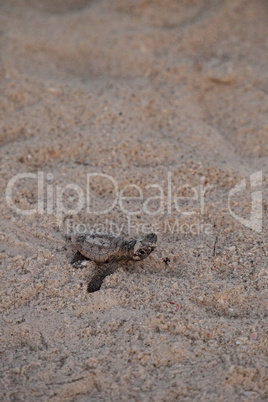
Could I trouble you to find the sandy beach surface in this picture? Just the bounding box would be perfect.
[0,0,268,400]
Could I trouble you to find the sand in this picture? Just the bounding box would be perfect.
[0,0,268,400]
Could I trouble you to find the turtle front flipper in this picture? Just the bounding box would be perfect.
[71,251,89,268]
[87,263,118,293]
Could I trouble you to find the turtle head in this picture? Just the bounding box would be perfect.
[132,233,157,260]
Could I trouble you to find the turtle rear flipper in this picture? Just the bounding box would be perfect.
[87,264,118,293]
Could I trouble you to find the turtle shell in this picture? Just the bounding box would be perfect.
[71,233,125,264]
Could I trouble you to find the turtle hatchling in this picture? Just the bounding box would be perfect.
[69,233,157,292]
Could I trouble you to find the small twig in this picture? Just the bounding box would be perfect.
[75,160,89,166]
[213,235,218,256]
[162,300,181,312]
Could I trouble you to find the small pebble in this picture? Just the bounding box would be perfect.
[249,332,258,340]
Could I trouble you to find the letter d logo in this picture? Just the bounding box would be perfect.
[228,171,262,233]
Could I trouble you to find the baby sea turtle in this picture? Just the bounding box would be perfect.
[69,233,157,292]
